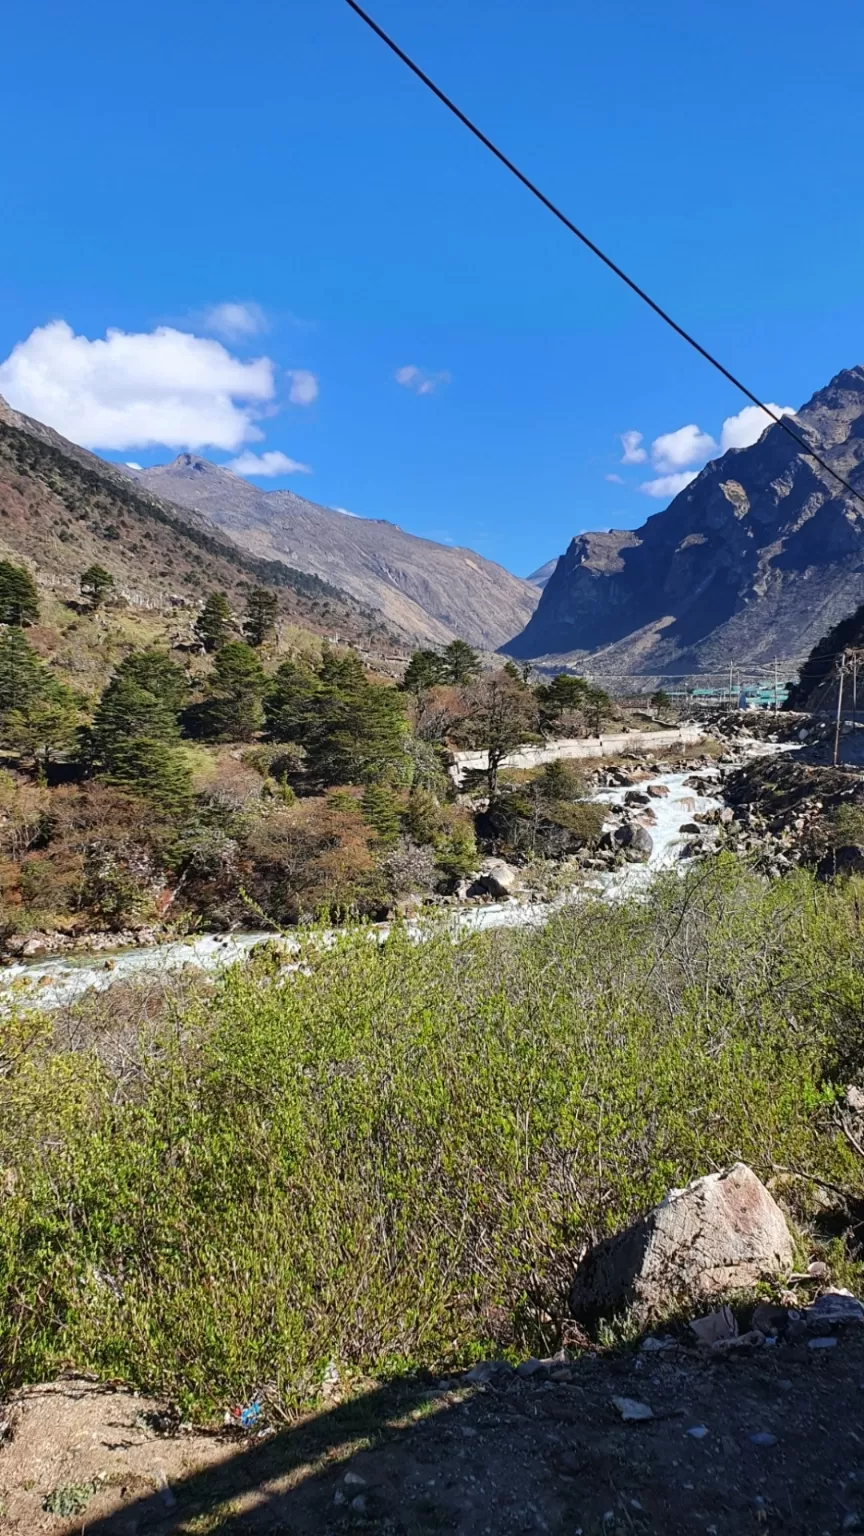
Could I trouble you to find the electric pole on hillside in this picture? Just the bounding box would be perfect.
[728,661,734,708]
[833,651,847,767]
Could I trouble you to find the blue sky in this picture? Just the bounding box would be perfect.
[1,0,863,578]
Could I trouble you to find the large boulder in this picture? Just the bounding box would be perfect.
[570,1163,794,1322]
[467,858,520,899]
[613,824,654,859]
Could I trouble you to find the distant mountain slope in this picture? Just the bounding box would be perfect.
[0,398,392,648]
[124,456,538,650]
[526,558,559,590]
[505,366,864,676]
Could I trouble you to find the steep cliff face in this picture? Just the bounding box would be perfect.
[506,367,864,675]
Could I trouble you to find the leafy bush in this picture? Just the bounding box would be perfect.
[0,860,861,1417]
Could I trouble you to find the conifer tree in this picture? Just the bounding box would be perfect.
[91,677,179,767]
[401,649,449,695]
[204,641,269,741]
[0,561,39,627]
[0,628,52,717]
[264,658,321,741]
[80,564,115,611]
[441,639,481,684]
[243,587,278,647]
[194,592,234,653]
[4,692,82,773]
[113,649,187,711]
[105,738,193,815]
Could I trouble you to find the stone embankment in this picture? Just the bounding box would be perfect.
[449,725,706,786]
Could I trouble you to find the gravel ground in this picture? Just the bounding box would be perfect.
[4,1328,864,1535]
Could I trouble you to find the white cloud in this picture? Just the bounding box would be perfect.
[651,423,717,473]
[227,450,311,477]
[125,461,142,470]
[202,301,269,340]
[605,472,624,484]
[639,470,699,499]
[0,319,276,452]
[623,396,799,504]
[395,364,451,396]
[619,430,647,464]
[286,369,318,405]
[333,506,359,517]
[719,402,796,452]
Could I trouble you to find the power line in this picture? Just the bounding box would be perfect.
[343,0,864,514]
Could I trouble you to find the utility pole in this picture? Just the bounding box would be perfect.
[728,661,734,708]
[833,651,846,767]
[773,656,779,712]
[853,651,859,737]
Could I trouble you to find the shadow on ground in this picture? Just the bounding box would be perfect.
[6,1331,864,1535]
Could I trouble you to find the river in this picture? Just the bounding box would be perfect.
[0,762,732,1012]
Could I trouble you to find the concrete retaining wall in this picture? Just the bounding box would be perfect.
[449,726,706,785]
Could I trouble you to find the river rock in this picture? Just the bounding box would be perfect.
[645,783,670,799]
[570,1163,794,1322]
[624,790,650,807]
[20,936,50,958]
[467,858,520,899]
[613,824,653,859]
[676,797,697,812]
[679,822,701,835]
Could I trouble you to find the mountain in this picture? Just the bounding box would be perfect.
[505,367,864,677]
[0,397,392,649]
[526,558,559,590]
[123,456,538,651]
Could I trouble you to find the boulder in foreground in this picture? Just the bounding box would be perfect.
[570,1163,794,1322]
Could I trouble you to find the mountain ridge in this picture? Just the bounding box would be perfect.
[505,366,864,675]
[122,455,538,651]
[0,396,395,649]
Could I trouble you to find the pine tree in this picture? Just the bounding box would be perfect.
[361,783,401,846]
[0,628,52,718]
[4,692,82,773]
[194,592,234,653]
[305,650,408,787]
[243,587,278,647]
[105,738,193,815]
[113,649,188,711]
[264,658,321,741]
[80,564,115,611]
[0,561,39,627]
[402,649,448,695]
[204,641,269,741]
[91,677,179,768]
[442,639,481,684]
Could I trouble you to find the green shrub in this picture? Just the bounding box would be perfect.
[0,860,862,1418]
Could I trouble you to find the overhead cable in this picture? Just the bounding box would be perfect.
[343,0,864,513]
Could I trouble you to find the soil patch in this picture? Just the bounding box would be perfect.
[4,1334,864,1534]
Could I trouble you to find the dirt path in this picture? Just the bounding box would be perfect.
[3,1330,864,1535]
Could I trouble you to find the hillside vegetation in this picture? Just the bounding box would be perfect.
[0,571,622,948]
[0,404,395,651]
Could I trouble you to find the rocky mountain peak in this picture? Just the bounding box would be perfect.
[505,362,864,676]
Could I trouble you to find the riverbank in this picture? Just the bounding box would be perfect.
[0,735,775,1011]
